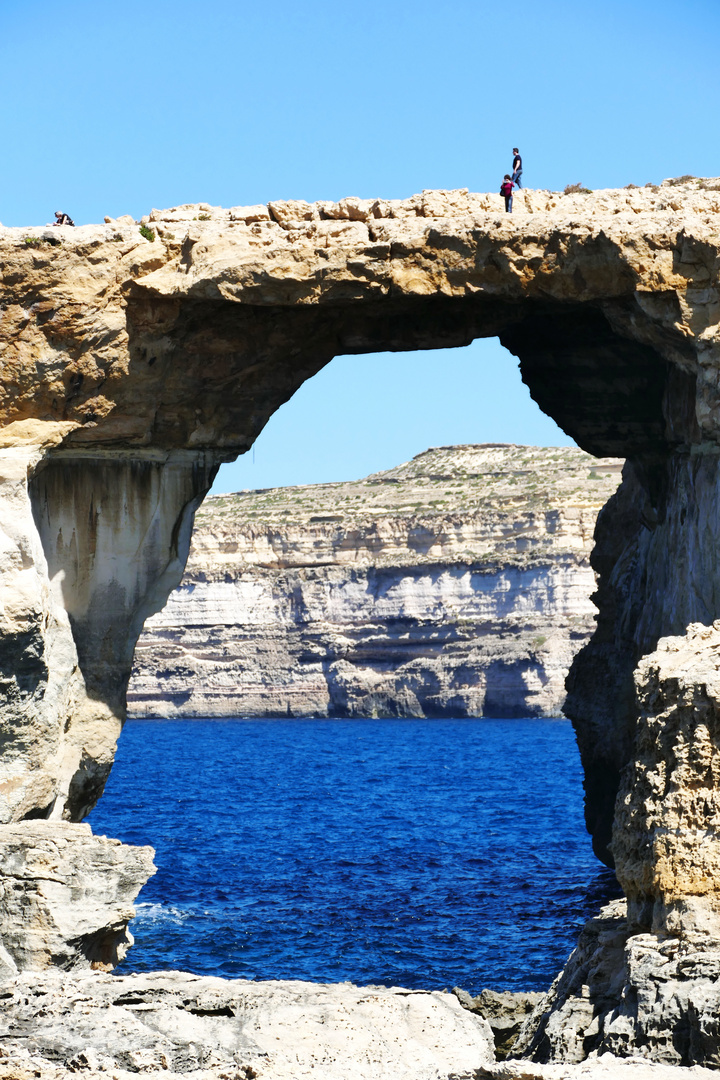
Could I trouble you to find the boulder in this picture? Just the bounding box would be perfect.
[454,986,543,1058]
[0,822,155,974]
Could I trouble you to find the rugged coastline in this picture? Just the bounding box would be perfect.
[2,178,720,1074]
[129,444,622,721]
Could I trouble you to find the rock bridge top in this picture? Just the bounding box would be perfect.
[1,178,719,461]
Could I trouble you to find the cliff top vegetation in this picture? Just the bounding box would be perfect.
[198,445,623,529]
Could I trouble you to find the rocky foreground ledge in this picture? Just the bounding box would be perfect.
[0,969,717,1080]
[0,968,716,1080]
[0,971,494,1080]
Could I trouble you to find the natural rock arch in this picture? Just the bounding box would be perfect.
[1,181,719,884]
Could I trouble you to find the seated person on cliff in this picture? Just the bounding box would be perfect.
[53,211,74,226]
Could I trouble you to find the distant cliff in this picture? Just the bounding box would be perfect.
[128,445,622,719]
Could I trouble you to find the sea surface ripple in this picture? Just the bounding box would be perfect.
[88,717,621,993]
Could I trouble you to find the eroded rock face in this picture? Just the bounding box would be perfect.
[129,445,621,720]
[514,899,720,1070]
[0,433,217,824]
[27,448,217,820]
[454,986,544,1059]
[479,1057,719,1079]
[0,822,155,974]
[0,428,85,824]
[1,179,720,855]
[565,451,720,862]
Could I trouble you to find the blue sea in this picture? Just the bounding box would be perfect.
[88,717,620,994]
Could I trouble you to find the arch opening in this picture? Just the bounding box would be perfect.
[210,338,575,495]
[27,285,695,857]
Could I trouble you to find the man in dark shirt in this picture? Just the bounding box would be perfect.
[54,211,75,226]
[511,149,523,190]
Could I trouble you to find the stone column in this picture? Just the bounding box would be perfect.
[613,621,720,936]
[0,437,220,825]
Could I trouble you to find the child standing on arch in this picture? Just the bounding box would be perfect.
[500,175,514,213]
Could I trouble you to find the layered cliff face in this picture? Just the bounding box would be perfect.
[129,444,622,719]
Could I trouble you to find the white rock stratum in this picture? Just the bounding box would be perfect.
[129,444,622,720]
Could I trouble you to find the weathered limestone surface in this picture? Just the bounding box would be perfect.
[0,969,494,1080]
[0,822,154,975]
[129,445,621,719]
[454,986,544,1059]
[0,966,713,1080]
[0,426,85,824]
[614,622,720,938]
[480,1059,719,1079]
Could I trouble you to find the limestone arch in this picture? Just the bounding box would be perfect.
[2,189,715,870]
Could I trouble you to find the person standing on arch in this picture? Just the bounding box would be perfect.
[500,174,514,213]
[511,148,522,189]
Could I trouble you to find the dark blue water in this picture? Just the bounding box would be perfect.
[88,717,620,993]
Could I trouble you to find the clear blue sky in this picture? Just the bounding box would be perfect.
[2,0,717,491]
